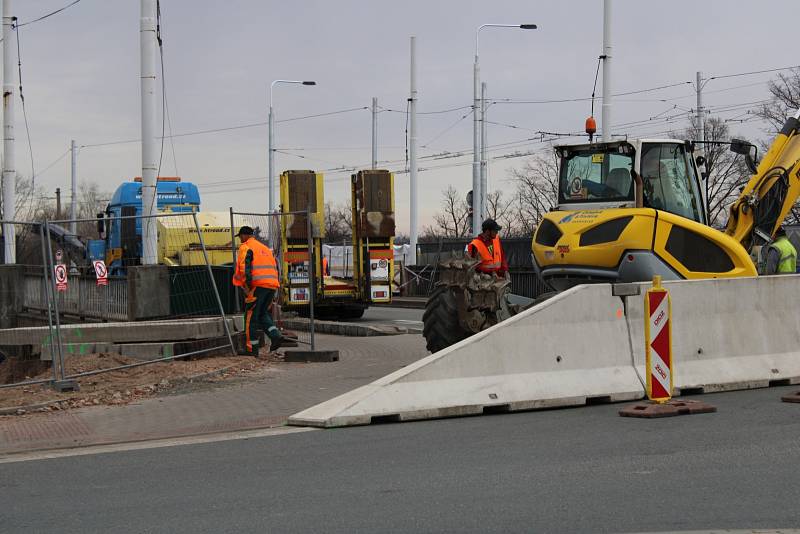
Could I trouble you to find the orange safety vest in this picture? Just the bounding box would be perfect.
[469,236,503,273]
[233,238,280,289]
[322,257,329,276]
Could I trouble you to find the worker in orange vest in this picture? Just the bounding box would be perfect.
[466,218,509,276]
[232,226,284,356]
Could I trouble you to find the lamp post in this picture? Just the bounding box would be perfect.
[269,80,316,212]
[473,23,536,235]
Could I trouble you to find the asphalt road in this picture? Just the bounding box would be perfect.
[3,386,800,533]
[359,306,423,325]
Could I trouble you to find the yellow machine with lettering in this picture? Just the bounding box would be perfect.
[423,109,800,353]
[279,169,395,320]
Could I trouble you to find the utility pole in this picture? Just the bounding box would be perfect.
[70,140,77,234]
[371,97,378,169]
[696,70,709,210]
[472,45,481,235]
[2,0,16,264]
[480,82,488,220]
[140,0,158,265]
[409,36,418,266]
[268,101,275,211]
[55,188,61,220]
[601,0,612,142]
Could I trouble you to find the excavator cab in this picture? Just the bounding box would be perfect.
[532,139,755,291]
[556,139,706,223]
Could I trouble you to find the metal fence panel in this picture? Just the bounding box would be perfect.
[0,221,60,390]
[40,212,235,382]
[231,210,315,351]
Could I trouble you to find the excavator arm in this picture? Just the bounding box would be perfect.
[725,108,800,250]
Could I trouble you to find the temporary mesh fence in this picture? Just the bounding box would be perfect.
[38,211,235,383]
[0,221,60,390]
[230,209,315,350]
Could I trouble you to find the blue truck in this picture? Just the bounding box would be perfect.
[89,178,201,274]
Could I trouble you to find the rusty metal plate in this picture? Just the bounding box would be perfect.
[619,399,717,418]
[353,170,395,238]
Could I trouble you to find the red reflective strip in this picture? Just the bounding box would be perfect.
[369,249,393,259]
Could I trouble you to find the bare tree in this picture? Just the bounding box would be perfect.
[423,185,471,239]
[323,201,351,243]
[678,117,750,228]
[507,153,559,235]
[485,190,523,237]
[756,68,800,133]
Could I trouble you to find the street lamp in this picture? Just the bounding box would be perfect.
[473,23,536,235]
[269,80,317,212]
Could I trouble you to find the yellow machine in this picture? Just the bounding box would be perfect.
[157,211,236,267]
[423,109,800,353]
[351,169,396,305]
[533,109,800,288]
[279,169,396,319]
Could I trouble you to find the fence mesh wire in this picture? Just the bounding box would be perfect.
[0,212,238,389]
[0,221,60,389]
[231,210,314,350]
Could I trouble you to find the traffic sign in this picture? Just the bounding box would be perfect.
[54,264,68,292]
[644,276,672,402]
[93,260,108,287]
[55,249,63,262]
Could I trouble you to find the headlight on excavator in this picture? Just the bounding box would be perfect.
[578,216,633,247]
[535,219,562,246]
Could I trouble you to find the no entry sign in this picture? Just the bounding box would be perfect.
[93,260,108,286]
[54,264,68,292]
[645,276,672,402]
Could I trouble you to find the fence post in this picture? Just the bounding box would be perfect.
[39,223,60,385]
[306,207,316,351]
[192,212,236,355]
[44,222,68,383]
[229,207,240,314]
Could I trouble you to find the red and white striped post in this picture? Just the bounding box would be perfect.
[645,275,672,403]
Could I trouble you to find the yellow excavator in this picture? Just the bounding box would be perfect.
[423,108,800,353]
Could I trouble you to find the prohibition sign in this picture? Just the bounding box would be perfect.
[93,260,108,286]
[54,264,68,292]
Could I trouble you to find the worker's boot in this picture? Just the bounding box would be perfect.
[269,335,284,352]
[237,345,259,357]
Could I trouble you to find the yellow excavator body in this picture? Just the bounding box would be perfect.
[533,207,756,291]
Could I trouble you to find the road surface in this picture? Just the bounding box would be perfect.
[3,385,799,533]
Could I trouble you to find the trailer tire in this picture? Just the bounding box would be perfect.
[422,285,471,353]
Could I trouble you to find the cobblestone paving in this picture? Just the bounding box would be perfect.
[0,334,428,454]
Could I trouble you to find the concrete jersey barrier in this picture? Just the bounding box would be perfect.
[289,284,644,428]
[290,274,800,428]
[627,275,800,393]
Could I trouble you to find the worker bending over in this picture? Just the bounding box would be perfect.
[232,226,284,355]
[466,218,509,277]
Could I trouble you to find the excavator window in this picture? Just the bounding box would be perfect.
[640,143,703,223]
[559,149,633,202]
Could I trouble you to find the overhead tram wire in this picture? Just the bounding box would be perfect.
[16,0,82,27]
[80,107,370,149]
[13,22,36,188]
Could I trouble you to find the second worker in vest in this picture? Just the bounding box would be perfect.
[232,226,284,356]
[763,226,797,275]
[466,218,509,277]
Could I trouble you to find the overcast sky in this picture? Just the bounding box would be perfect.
[5,0,800,232]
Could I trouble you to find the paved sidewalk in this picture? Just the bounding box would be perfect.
[0,334,428,455]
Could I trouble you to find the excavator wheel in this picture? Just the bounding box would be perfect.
[422,285,471,354]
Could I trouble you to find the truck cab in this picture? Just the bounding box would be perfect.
[89,177,200,274]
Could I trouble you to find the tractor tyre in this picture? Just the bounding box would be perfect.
[422,285,471,354]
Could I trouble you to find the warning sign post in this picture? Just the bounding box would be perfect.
[619,276,716,418]
[645,275,672,402]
